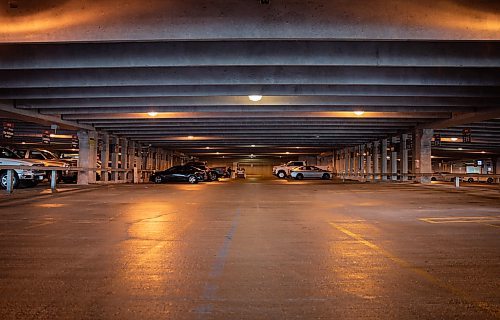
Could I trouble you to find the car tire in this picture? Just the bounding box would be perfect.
[154,176,163,184]
[1,171,20,189]
[188,175,198,184]
[277,171,286,179]
[296,173,304,180]
[322,173,330,180]
[467,178,474,183]
[487,177,493,184]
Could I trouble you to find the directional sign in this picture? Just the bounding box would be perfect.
[432,134,441,146]
[42,130,51,144]
[2,122,14,139]
[71,135,79,148]
[462,128,471,143]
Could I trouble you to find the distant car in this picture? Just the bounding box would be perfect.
[211,166,229,178]
[290,166,331,180]
[236,167,246,178]
[185,161,218,181]
[464,176,495,184]
[150,165,206,184]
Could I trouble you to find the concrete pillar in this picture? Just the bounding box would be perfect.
[373,141,380,181]
[381,139,388,181]
[400,134,409,181]
[121,138,128,181]
[359,145,365,180]
[391,136,398,181]
[413,128,434,184]
[100,133,109,182]
[128,141,135,182]
[77,130,97,185]
[495,158,500,184]
[344,148,349,177]
[111,136,119,182]
[366,143,372,181]
[353,146,359,177]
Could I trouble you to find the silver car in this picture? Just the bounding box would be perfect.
[290,166,331,180]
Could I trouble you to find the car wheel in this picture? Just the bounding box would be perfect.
[188,175,198,184]
[296,173,304,180]
[154,176,163,184]
[431,177,437,181]
[1,171,20,189]
[487,177,493,184]
[467,178,474,183]
[322,173,330,180]
[277,171,286,179]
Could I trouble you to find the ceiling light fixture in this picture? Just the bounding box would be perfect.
[251,144,256,147]
[458,148,463,150]
[205,146,210,149]
[147,111,158,117]
[286,151,290,154]
[353,110,365,116]
[248,95,263,102]
[450,137,458,142]
[187,135,194,139]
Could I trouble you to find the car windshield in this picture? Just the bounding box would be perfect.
[40,150,58,160]
[0,148,21,159]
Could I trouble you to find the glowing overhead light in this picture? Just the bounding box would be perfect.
[296,147,299,149]
[458,148,463,150]
[147,111,158,117]
[250,154,255,158]
[481,151,486,154]
[205,146,210,149]
[187,135,194,139]
[450,137,458,142]
[248,95,263,102]
[251,144,256,147]
[286,151,290,154]
[353,110,365,116]
[21,141,26,144]
[216,152,220,154]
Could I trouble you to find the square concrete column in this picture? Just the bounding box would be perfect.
[128,141,136,182]
[359,145,365,180]
[391,136,398,181]
[381,139,388,181]
[366,144,372,181]
[344,148,349,177]
[111,136,120,182]
[77,130,98,185]
[121,138,128,181]
[353,146,359,177]
[100,133,109,182]
[373,141,380,180]
[413,128,434,184]
[400,134,409,181]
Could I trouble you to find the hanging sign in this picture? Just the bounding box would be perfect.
[42,130,51,144]
[432,134,441,146]
[462,128,471,143]
[71,135,79,148]
[2,122,14,139]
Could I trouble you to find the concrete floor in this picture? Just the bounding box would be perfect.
[0,179,499,319]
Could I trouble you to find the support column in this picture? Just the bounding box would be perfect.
[413,128,434,184]
[366,143,372,181]
[400,134,409,181]
[353,146,359,177]
[359,145,365,181]
[344,148,349,177]
[381,139,388,181]
[100,133,109,182]
[77,130,97,185]
[121,138,128,182]
[128,141,135,182]
[391,136,398,181]
[373,141,380,181]
[111,136,119,182]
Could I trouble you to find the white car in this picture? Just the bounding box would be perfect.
[290,166,332,180]
[0,147,45,189]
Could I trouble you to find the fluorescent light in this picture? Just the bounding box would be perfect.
[251,144,256,147]
[450,137,458,142]
[248,95,263,102]
[458,148,463,150]
[187,136,194,139]
[353,110,365,116]
[286,151,290,154]
[481,151,486,154]
[147,111,158,117]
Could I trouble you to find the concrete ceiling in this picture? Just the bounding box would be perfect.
[0,0,499,159]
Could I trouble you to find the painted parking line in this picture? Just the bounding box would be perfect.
[420,216,500,228]
[329,222,500,318]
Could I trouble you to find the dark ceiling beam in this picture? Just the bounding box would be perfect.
[421,110,500,129]
[2,85,499,99]
[0,101,94,131]
[2,66,498,88]
[1,41,498,69]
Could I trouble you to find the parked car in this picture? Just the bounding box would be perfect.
[464,175,495,184]
[211,167,229,178]
[273,161,331,179]
[236,167,246,178]
[150,165,206,184]
[290,166,331,180]
[0,147,45,189]
[16,148,76,183]
[185,161,218,181]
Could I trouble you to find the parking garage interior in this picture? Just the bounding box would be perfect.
[1,1,499,319]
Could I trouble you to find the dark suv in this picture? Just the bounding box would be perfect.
[184,161,218,181]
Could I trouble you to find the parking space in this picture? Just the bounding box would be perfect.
[0,181,499,319]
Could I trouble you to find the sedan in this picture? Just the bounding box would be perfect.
[150,165,206,184]
[290,166,331,180]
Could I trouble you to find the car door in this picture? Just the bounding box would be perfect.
[311,166,324,178]
[301,166,313,178]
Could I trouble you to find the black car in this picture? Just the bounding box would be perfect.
[184,161,218,181]
[150,165,206,184]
